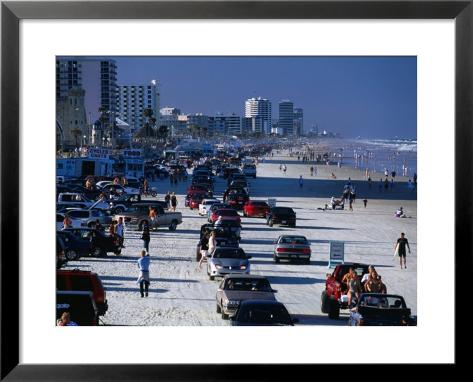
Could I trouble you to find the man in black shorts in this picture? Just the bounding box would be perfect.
[396,232,411,269]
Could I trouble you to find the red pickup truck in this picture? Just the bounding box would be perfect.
[321,263,370,319]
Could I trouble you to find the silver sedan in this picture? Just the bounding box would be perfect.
[273,235,311,264]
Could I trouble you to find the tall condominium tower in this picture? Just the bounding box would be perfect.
[293,107,304,136]
[56,58,118,126]
[278,100,294,136]
[244,97,272,134]
[116,81,160,133]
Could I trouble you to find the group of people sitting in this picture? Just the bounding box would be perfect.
[341,266,387,306]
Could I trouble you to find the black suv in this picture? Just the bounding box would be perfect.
[266,207,296,227]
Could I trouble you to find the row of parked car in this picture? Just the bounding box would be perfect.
[184,160,306,325]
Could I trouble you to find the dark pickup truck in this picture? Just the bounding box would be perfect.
[266,207,296,227]
[348,294,416,326]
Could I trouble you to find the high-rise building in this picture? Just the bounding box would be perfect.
[278,100,294,136]
[293,108,304,136]
[242,116,264,135]
[223,114,242,136]
[56,58,118,128]
[245,97,272,134]
[116,82,160,134]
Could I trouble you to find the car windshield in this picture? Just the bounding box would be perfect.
[218,209,238,216]
[359,295,406,309]
[272,208,294,214]
[238,305,291,325]
[279,236,307,244]
[225,279,272,291]
[213,249,246,259]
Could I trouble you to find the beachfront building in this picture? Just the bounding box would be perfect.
[56,58,118,133]
[242,116,264,136]
[223,114,242,136]
[160,107,181,117]
[293,108,304,136]
[187,113,210,137]
[56,87,88,149]
[278,100,294,136]
[209,116,227,136]
[116,81,160,135]
[245,97,272,135]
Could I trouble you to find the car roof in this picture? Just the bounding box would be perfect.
[278,235,307,239]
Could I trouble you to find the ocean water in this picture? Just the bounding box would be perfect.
[323,138,417,178]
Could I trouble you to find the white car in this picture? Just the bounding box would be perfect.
[97,181,141,195]
[199,199,220,216]
[63,208,112,228]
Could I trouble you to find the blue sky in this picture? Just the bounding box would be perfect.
[114,56,416,139]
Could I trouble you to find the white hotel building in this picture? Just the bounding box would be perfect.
[245,97,272,135]
[116,81,160,134]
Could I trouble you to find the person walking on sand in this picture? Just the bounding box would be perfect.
[283,164,287,174]
[310,166,314,176]
[171,192,177,212]
[279,164,282,171]
[137,250,151,297]
[198,232,210,269]
[395,232,411,269]
[141,222,150,253]
[165,191,171,209]
[363,198,368,208]
[299,175,303,188]
[115,217,125,250]
[368,176,372,189]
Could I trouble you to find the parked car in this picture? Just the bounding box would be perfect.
[198,198,220,216]
[348,294,416,326]
[210,208,241,224]
[63,227,122,256]
[57,193,95,208]
[207,247,251,280]
[243,200,270,218]
[188,194,205,210]
[115,204,182,231]
[196,223,241,261]
[230,300,297,326]
[56,230,92,261]
[226,191,250,210]
[207,203,232,222]
[321,263,370,319]
[273,235,311,264]
[108,193,142,213]
[63,208,112,228]
[57,269,108,316]
[99,183,140,196]
[56,291,99,326]
[242,164,257,178]
[185,190,212,207]
[266,207,296,227]
[216,275,277,319]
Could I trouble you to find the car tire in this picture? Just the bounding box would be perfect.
[221,311,228,320]
[321,291,329,314]
[65,250,79,261]
[290,223,296,228]
[151,191,157,197]
[169,220,178,231]
[114,207,124,214]
[328,298,340,319]
[209,275,215,281]
[268,219,273,227]
[304,258,310,265]
[216,304,221,313]
[274,255,280,264]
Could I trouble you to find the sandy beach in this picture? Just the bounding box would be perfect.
[64,150,417,325]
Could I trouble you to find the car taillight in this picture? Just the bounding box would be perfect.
[303,248,311,254]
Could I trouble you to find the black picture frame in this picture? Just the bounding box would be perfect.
[1,1,467,380]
